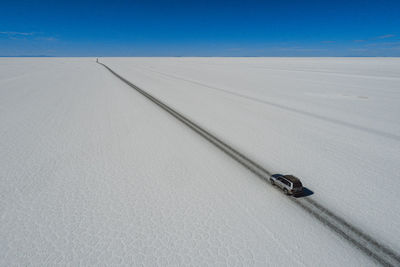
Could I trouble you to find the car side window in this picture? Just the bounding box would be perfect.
[282,179,290,186]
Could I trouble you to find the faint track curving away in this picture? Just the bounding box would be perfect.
[98,61,400,267]
[145,68,400,142]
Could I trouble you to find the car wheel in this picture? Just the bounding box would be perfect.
[283,188,289,195]
[270,179,275,185]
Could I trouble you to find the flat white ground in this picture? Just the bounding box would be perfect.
[1,57,398,266]
[103,57,400,251]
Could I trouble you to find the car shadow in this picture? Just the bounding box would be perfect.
[293,187,314,198]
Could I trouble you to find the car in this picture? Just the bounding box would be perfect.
[270,174,303,195]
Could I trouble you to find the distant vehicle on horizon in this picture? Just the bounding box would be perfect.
[270,174,303,196]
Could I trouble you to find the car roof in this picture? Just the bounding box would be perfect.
[283,175,301,183]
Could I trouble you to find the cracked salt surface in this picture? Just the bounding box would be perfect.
[103,57,400,254]
[1,58,382,266]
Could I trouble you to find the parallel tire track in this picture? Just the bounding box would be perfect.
[98,61,400,267]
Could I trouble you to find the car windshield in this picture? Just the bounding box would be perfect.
[293,181,302,188]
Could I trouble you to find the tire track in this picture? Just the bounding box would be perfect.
[144,68,400,142]
[98,60,400,267]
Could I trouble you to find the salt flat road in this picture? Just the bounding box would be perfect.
[0,58,393,266]
[98,60,400,267]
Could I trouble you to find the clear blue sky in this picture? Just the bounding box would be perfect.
[1,0,399,56]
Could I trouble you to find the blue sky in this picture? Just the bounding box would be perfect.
[1,0,400,56]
